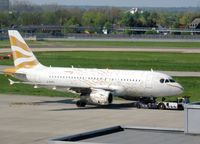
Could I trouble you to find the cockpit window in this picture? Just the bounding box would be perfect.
[160,79,164,83]
[169,79,176,83]
[165,79,169,83]
[160,78,176,84]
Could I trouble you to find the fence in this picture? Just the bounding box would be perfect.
[1,29,200,41]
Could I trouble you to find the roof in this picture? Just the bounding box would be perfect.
[49,126,200,144]
[189,18,200,29]
[191,18,200,25]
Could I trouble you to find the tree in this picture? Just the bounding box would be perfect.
[179,13,194,27]
[18,12,31,25]
[120,12,136,27]
[41,12,58,25]
[0,12,9,28]
[55,10,70,25]
[63,17,80,34]
[82,10,106,33]
[82,11,96,27]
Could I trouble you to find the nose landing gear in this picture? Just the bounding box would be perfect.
[136,97,157,109]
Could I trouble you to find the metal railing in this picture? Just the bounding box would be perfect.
[1,26,200,40]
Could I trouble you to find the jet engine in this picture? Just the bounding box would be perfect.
[88,89,113,105]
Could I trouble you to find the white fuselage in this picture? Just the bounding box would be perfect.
[17,66,183,99]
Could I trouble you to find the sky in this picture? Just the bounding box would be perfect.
[13,0,200,7]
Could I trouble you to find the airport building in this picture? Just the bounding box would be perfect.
[189,18,200,29]
[0,0,9,11]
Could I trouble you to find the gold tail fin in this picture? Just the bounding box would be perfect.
[8,30,40,68]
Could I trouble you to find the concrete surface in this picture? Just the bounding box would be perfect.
[159,71,200,77]
[1,47,200,53]
[0,94,184,144]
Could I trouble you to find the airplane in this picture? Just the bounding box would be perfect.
[3,30,183,107]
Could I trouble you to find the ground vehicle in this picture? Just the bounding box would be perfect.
[137,97,190,110]
[158,97,190,110]
[0,53,12,60]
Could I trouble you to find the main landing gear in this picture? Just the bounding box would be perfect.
[76,100,87,107]
[136,97,157,109]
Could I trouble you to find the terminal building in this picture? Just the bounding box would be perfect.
[189,18,200,29]
[0,0,9,11]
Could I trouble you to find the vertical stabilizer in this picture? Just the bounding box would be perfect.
[8,30,41,68]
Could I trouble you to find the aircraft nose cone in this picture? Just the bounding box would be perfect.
[176,83,184,94]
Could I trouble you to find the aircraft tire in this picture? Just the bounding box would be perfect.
[136,102,141,109]
[178,105,184,110]
[158,103,166,110]
[76,100,86,107]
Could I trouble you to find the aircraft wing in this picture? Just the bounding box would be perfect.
[7,79,117,94]
[69,86,116,94]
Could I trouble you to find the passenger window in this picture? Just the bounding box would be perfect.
[169,79,176,83]
[160,79,164,83]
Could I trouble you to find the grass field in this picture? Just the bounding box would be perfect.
[172,77,200,102]
[1,51,200,71]
[0,75,199,102]
[1,40,200,48]
[0,75,78,98]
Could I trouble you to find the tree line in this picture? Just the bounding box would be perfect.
[0,6,200,34]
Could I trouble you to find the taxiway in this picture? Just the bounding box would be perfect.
[1,47,200,53]
[0,94,183,144]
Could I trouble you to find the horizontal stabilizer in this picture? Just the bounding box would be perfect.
[8,79,15,85]
[8,79,37,85]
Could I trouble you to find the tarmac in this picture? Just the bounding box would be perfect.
[0,47,199,143]
[1,47,200,53]
[0,94,184,144]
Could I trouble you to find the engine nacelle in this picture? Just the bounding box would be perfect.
[88,89,113,105]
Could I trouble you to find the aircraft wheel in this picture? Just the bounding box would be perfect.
[136,102,141,109]
[178,105,184,110]
[76,100,86,107]
[158,103,166,110]
[147,103,152,109]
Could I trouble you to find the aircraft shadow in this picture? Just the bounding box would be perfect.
[49,102,137,111]
[36,99,76,105]
[10,99,76,106]
[11,98,138,110]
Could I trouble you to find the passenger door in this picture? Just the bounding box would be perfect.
[145,73,152,89]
